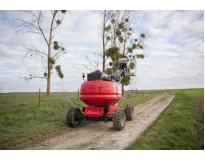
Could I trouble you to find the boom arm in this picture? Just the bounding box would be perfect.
[110,57,136,83]
[85,56,136,83]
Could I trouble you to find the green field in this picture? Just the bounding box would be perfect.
[131,89,204,150]
[0,89,203,150]
[0,91,157,149]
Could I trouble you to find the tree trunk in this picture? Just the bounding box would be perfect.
[46,34,51,95]
[46,56,51,95]
[46,28,52,95]
[102,11,106,72]
[121,84,124,96]
[46,11,56,95]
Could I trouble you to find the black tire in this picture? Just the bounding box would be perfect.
[112,108,126,131]
[66,107,81,127]
[124,104,134,121]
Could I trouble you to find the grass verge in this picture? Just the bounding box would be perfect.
[0,92,84,149]
[119,92,157,109]
[130,89,204,150]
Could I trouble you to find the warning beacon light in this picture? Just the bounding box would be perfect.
[82,72,85,81]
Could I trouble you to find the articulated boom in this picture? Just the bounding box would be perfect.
[86,57,136,83]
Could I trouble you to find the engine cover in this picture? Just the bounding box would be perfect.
[80,80,122,106]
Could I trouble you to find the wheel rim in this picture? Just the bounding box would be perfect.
[73,109,81,125]
[131,107,134,119]
[120,111,126,127]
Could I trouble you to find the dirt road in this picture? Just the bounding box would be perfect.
[16,94,175,150]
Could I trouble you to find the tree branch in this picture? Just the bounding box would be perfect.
[54,51,66,61]
[24,47,47,57]
[36,11,49,45]
[21,76,47,81]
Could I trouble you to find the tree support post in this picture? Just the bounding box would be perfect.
[39,88,41,107]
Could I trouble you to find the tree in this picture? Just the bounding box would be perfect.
[100,10,118,72]
[14,10,67,95]
[82,10,116,71]
[82,10,148,95]
[82,47,102,70]
[103,10,146,95]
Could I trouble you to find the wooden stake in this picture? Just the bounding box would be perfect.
[77,88,79,102]
[39,88,41,106]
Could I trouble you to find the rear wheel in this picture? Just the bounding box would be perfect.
[125,104,134,121]
[112,108,126,131]
[66,107,81,127]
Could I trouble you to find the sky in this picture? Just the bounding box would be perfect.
[0,4,204,93]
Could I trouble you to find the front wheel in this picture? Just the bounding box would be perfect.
[66,107,82,127]
[112,108,126,131]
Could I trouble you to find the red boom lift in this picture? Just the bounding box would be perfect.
[66,56,136,131]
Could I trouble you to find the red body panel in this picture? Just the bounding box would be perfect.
[85,107,104,117]
[80,80,122,107]
[107,103,118,115]
[84,103,119,117]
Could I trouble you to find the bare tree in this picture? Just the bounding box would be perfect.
[100,10,118,72]
[14,10,67,95]
[82,10,115,71]
[82,47,102,70]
